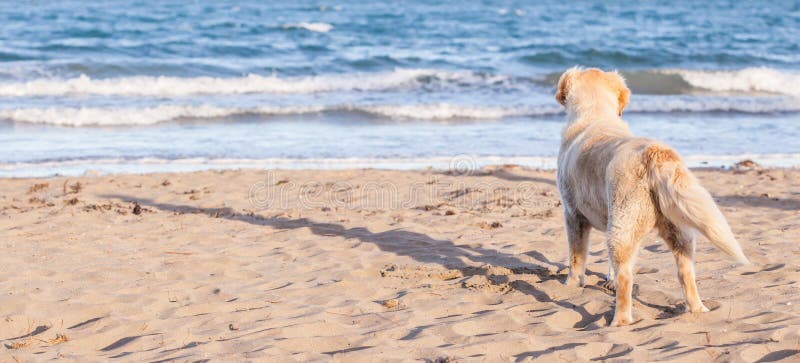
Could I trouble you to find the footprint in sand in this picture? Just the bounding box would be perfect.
[544,309,583,330]
[656,299,721,319]
[636,267,659,274]
[449,311,522,339]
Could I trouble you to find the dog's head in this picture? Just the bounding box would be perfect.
[555,67,630,116]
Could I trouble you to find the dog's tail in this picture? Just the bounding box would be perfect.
[645,144,750,264]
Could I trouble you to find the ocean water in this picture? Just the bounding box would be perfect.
[1,0,799,176]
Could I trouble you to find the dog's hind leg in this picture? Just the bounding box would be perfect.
[607,202,652,326]
[564,213,591,287]
[603,264,616,292]
[659,221,709,313]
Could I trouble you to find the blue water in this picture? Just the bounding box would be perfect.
[1,1,799,176]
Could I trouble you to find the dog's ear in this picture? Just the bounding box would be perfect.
[555,69,574,107]
[617,85,630,116]
[613,72,630,116]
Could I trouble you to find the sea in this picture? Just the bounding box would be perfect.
[1,0,799,177]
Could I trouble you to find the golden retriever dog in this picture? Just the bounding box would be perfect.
[554,67,749,326]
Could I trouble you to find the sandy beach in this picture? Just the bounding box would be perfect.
[0,166,798,361]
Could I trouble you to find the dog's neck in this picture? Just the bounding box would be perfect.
[561,101,630,144]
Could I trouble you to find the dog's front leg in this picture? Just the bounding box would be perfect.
[564,213,590,287]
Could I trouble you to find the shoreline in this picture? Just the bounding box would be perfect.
[2,153,799,178]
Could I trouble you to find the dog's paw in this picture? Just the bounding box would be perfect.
[601,279,615,292]
[563,274,585,287]
[609,314,634,327]
[687,304,710,313]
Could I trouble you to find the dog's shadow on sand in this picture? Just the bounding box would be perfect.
[436,168,557,186]
[103,194,614,330]
[717,194,800,211]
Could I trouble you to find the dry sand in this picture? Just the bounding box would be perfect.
[1,166,799,362]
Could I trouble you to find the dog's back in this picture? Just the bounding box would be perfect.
[557,114,643,231]
[558,112,748,262]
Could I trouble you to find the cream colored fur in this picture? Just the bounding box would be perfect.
[554,67,749,327]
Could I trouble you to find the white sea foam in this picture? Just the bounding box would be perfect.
[362,103,549,120]
[0,103,552,126]
[281,22,333,33]
[629,96,800,113]
[2,95,798,126]
[0,69,489,97]
[665,67,800,97]
[370,98,799,119]
[0,105,326,126]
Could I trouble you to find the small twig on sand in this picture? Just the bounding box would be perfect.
[46,334,69,345]
[164,251,193,255]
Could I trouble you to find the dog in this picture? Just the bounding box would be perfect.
[554,67,749,326]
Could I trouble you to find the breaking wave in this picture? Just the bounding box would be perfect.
[0,69,510,97]
[663,67,800,96]
[2,67,799,98]
[2,97,797,126]
[543,67,800,96]
[0,104,552,126]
